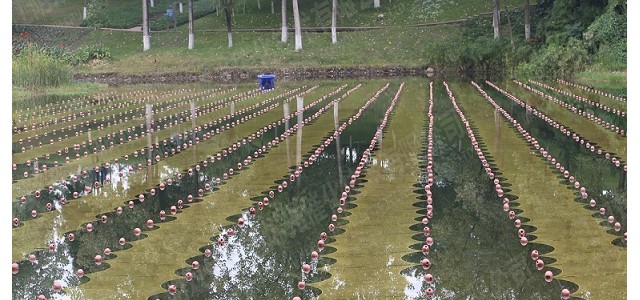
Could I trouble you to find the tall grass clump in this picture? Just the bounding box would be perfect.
[12,46,71,91]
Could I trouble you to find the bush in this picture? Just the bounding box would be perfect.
[12,47,71,91]
[515,38,589,79]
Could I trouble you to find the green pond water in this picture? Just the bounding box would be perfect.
[11,79,626,300]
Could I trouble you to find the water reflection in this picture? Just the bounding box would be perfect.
[483,82,626,229]
[148,84,394,299]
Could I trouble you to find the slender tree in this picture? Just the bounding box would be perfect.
[225,0,234,48]
[271,0,275,14]
[524,0,531,40]
[374,0,380,8]
[281,0,287,42]
[492,0,500,39]
[142,0,150,51]
[188,0,194,49]
[257,0,261,10]
[331,0,337,44]
[293,0,302,50]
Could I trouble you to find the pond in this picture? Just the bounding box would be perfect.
[11,78,627,300]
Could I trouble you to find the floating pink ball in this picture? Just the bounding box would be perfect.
[134,228,141,236]
[95,254,103,265]
[421,258,431,269]
[426,287,435,297]
[302,264,311,274]
[68,233,75,242]
[317,240,325,250]
[168,284,177,295]
[227,228,235,236]
[297,281,306,290]
[536,259,544,270]
[544,271,553,282]
[614,222,621,232]
[53,281,62,293]
[76,269,84,278]
[192,261,199,270]
[520,236,528,246]
[425,273,434,283]
[185,272,193,281]
[607,216,615,223]
[104,248,112,256]
[204,249,212,257]
[561,289,570,300]
[531,250,539,261]
[311,251,319,260]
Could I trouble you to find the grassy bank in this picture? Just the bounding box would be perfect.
[72,25,457,75]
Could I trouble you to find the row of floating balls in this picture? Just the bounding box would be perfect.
[529,80,626,117]
[292,82,405,300]
[14,86,229,150]
[420,81,436,297]
[163,84,363,297]
[556,79,626,103]
[486,81,627,234]
[12,86,313,227]
[14,88,162,128]
[295,83,392,298]
[514,80,626,137]
[472,81,625,299]
[488,81,626,171]
[11,86,325,298]
[444,81,571,298]
[13,86,256,179]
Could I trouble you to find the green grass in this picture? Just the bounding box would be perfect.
[74,24,458,74]
[13,0,532,28]
[190,0,532,29]
[12,82,110,109]
[574,70,627,97]
[12,0,134,26]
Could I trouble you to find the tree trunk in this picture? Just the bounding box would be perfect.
[188,0,194,49]
[331,0,337,44]
[524,0,530,40]
[257,0,261,10]
[271,0,275,14]
[173,2,178,44]
[374,0,380,8]
[492,0,500,39]
[293,0,302,50]
[225,0,234,48]
[142,0,150,51]
[505,7,515,51]
[150,0,154,7]
[281,0,287,42]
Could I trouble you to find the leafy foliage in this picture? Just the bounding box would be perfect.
[12,46,71,90]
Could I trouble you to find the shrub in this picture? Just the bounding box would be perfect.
[515,38,589,79]
[12,46,71,91]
